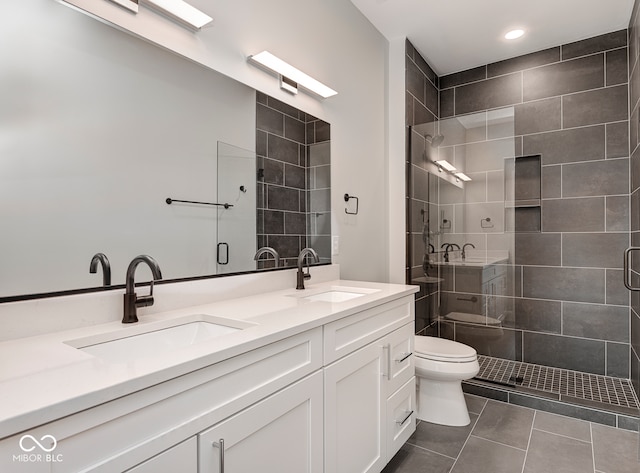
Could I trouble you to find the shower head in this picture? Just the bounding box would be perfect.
[425,133,445,148]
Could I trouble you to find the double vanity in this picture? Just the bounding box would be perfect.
[0,273,417,473]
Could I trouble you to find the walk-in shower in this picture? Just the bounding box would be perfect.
[407,107,639,423]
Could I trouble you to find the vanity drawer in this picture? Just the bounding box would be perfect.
[323,296,414,364]
[0,328,322,473]
[386,377,416,460]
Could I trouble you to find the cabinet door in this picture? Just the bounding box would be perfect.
[126,438,197,473]
[199,371,323,473]
[324,341,386,473]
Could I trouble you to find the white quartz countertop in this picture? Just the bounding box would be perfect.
[0,279,417,439]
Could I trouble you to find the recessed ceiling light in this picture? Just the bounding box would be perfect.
[505,29,525,40]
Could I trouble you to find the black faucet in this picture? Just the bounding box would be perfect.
[123,255,163,324]
[440,243,460,263]
[254,246,281,268]
[89,253,111,286]
[296,248,320,290]
[462,243,476,261]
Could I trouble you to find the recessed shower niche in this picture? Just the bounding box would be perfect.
[506,154,542,233]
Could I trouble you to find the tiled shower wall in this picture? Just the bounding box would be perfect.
[256,92,331,267]
[405,40,440,334]
[406,31,633,379]
[629,0,640,400]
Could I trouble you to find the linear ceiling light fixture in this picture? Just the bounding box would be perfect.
[248,51,338,99]
[107,0,139,13]
[141,0,212,29]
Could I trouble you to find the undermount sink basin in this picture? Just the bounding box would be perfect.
[65,314,255,363]
[290,285,380,303]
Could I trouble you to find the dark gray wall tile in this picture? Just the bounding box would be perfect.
[284,212,306,235]
[607,269,629,305]
[284,163,305,189]
[314,120,330,143]
[562,85,628,128]
[562,159,629,197]
[455,73,522,115]
[440,88,454,118]
[256,130,267,156]
[515,97,561,135]
[267,186,300,212]
[606,121,629,158]
[267,134,299,165]
[256,103,284,135]
[441,65,487,89]
[606,48,629,86]
[633,148,640,193]
[425,80,439,117]
[406,91,415,125]
[261,157,284,185]
[263,210,284,234]
[542,166,562,198]
[561,30,628,60]
[523,332,606,374]
[606,342,630,377]
[413,47,438,85]
[488,47,560,78]
[523,54,604,102]
[523,125,605,165]
[505,298,562,333]
[406,57,425,104]
[523,266,605,303]
[562,233,628,269]
[563,302,629,342]
[414,100,436,126]
[515,233,561,266]
[267,95,302,120]
[284,115,305,143]
[542,198,605,232]
[267,235,301,259]
[606,195,629,232]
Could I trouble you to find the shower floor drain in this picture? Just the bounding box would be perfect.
[477,355,640,411]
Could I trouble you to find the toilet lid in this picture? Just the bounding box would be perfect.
[414,336,477,362]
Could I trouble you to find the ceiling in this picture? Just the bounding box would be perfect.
[349,0,635,76]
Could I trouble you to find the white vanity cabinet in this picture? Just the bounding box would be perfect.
[126,438,197,473]
[0,287,417,473]
[198,371,323,473]
[324,296,416,473]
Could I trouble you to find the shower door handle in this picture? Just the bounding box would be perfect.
[623,247,640,291]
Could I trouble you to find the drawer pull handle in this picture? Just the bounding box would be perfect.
[212,438,225,473]
[396,352,412,363]
[396,410,414,426]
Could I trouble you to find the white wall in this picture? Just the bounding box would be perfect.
[60,0,392,282]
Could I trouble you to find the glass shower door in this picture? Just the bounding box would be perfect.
[409,107,519,386]
[216,141,256,274]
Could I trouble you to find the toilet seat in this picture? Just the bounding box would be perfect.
[415,336,477,363]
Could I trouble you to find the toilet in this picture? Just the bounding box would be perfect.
[414,335,479,426]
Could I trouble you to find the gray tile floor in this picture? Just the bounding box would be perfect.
[383,394,640,473]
